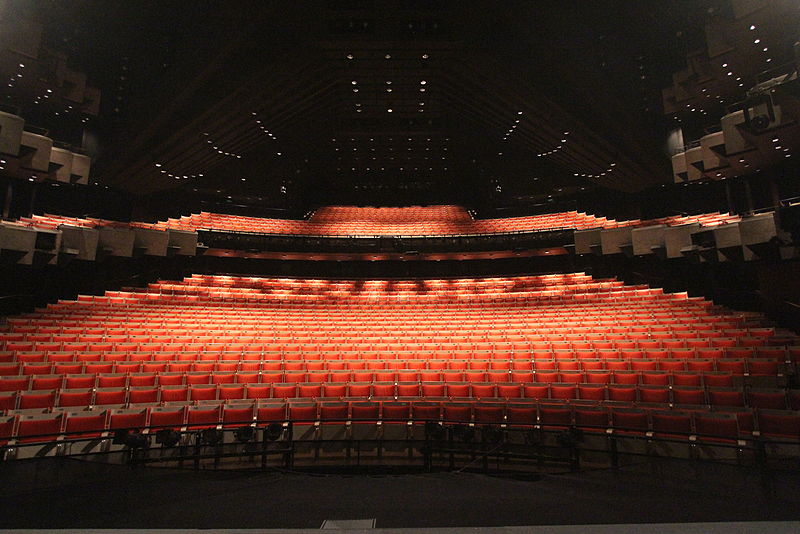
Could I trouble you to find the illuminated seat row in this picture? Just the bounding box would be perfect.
[151,208,740,236]
[0,273,795,450]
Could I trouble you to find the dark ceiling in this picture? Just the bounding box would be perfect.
[31,0,712,209]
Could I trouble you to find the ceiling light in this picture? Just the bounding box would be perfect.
[385,54,391,59]
[346,54,353,59]
[387,108,393,112]
[750,25,755,30]
[351,80,357,85]
[422,54,428,59]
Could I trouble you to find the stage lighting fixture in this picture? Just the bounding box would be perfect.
[201,428,223,445]
[234,426,255,442]
[113,429,148,448]
[112,429,128,445]
[155,429,181,447]
[265,423,283,441]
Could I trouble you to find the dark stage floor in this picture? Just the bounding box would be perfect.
[1,458,799,529]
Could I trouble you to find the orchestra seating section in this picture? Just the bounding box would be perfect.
[151,207,741,237]
[0,272,798,450]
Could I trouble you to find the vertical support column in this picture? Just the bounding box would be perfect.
[744,177,754,215]
[28,182,37,218]
[725,181,735,214]
[769,176,781,228]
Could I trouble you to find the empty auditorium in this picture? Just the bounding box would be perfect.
[1,1,800,532]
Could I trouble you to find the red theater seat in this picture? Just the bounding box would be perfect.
[16,414,63,443]
[64,411,107,438]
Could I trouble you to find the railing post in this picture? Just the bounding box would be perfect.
[260,426,268,471]
[193,432,201,470]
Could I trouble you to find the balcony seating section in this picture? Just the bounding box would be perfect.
[0,272,796,445]
[150,207,740,237]
[18,214,161,231]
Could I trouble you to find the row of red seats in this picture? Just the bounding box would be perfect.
[2,383,796,411]
[1,341,786,357]
[0,354,793,371]
[0,324,772,335]
[0,369,753,389]
[0,360,784,387]
[6,333,773,344]
[310,205,474,223]
[0,326,773,340]
[3,400,797,446]
[0,354,787,370]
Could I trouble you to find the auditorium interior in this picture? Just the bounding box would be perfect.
[1,0,800,531]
